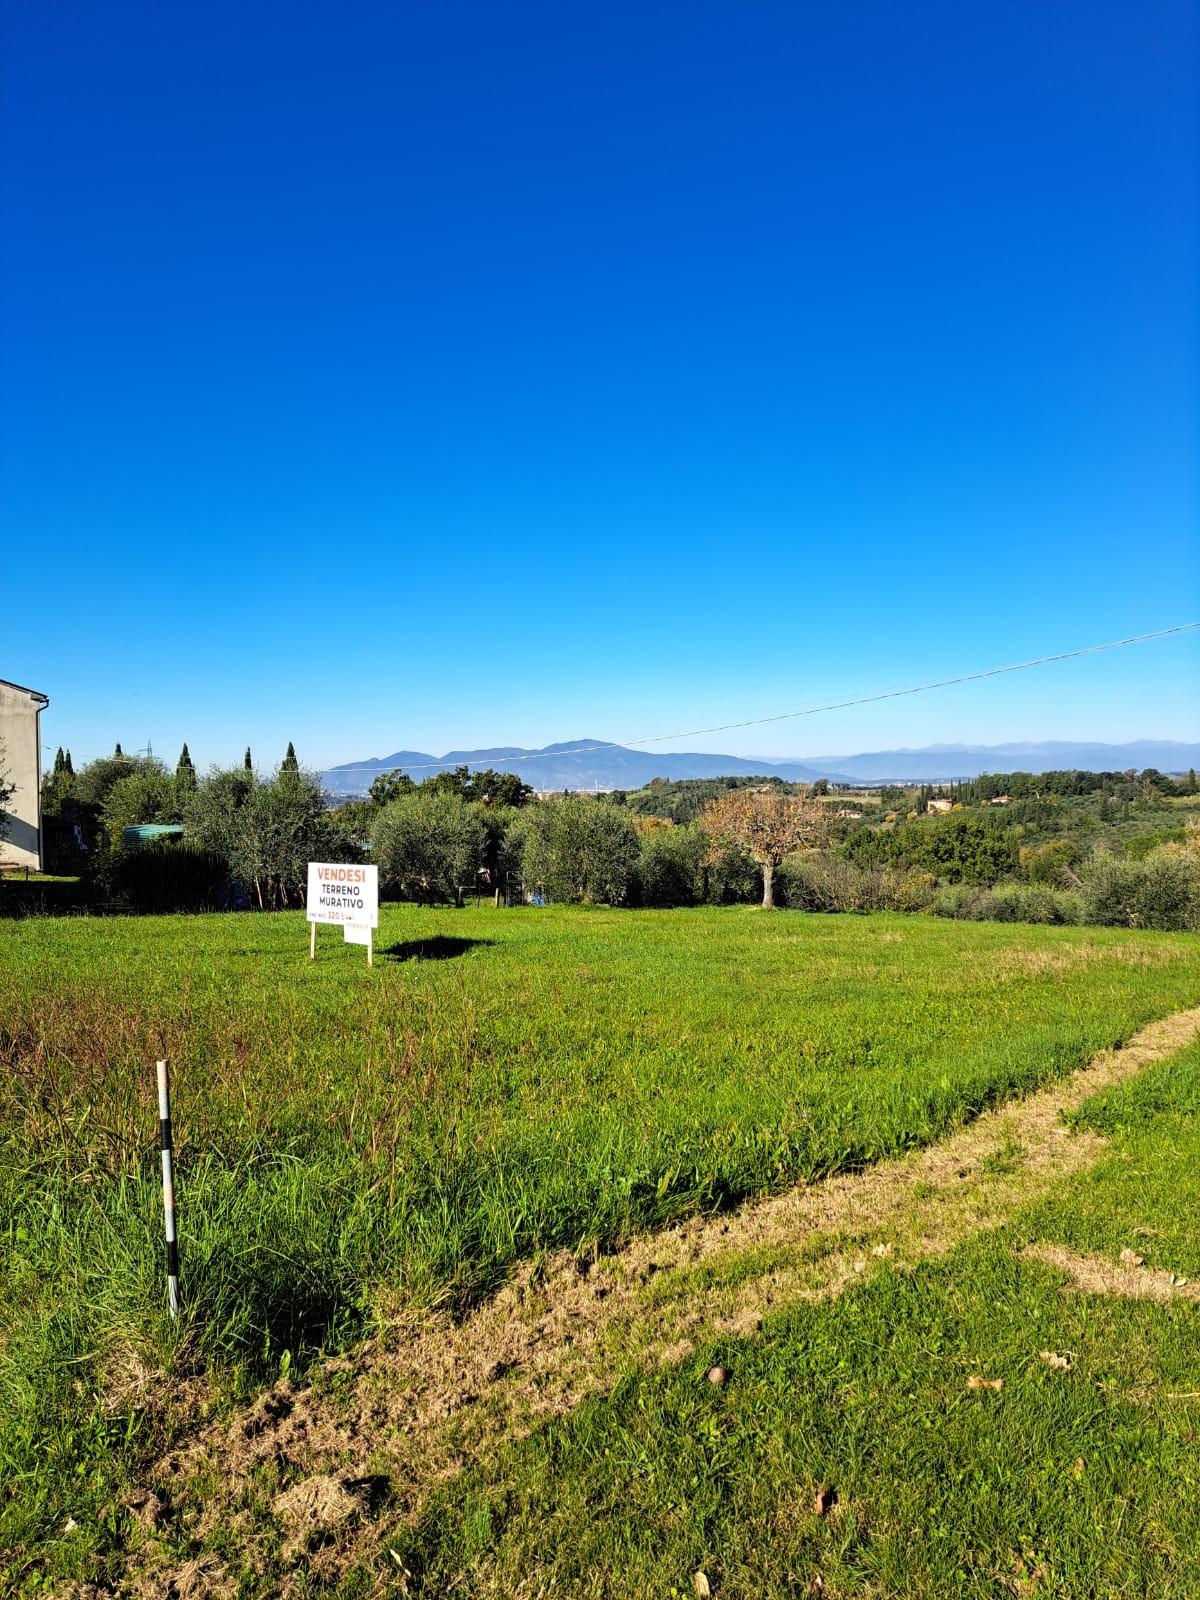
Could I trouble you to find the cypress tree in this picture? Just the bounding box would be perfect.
[176,743,197,793]
[282,741,299,771]
[244,746,253,771]
[53,747,65,773]
[114,741,124,757]
[64,750,74,775]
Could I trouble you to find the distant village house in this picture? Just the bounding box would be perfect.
[0,678,49,871]
[925,796,954,814]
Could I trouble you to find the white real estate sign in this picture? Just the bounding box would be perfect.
[306,863,379,965]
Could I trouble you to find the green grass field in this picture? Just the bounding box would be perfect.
[3,904,1200,1592]
[396,1039,1200,1599]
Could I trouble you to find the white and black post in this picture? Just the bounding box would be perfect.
[156,1059,180,1317]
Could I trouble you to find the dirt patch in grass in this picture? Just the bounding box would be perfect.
[1022,1242,1200,1303]
[127,1554,234,1600]
[271,1472,388,1560]
[125,1005,1200,1595]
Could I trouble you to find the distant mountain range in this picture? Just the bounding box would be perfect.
[798,740,1200,783]
[321,738,1200,796]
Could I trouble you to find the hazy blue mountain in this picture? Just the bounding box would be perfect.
[322,740,834,795]
[795,740,1200,782]
[322,738,1200,796]
[325,749,440,786]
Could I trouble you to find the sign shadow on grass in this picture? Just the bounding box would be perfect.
[381,936,493,963]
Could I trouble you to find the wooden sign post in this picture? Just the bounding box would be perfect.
[306,863,379,966]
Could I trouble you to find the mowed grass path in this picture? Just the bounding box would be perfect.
[399,1039,1200,1600]
[2,906,1200,1586]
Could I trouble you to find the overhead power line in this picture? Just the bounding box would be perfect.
[325,621,1200,775]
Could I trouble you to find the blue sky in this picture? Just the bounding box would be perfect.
[3,0,1197,771]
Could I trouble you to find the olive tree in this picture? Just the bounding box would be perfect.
[521,795,640,904]
[371,789,487,905]
[62,753,165,856]
[100,769,180,841]
[636,820,707,906]
[72,753,163,811]
[232,768,335,909]
[183,766,255,863]
[186,765,336,909]
[1082,846,1200,932]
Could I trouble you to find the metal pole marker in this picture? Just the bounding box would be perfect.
[156,1059,180,1316]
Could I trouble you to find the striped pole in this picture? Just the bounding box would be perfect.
[156,1059,180,1316]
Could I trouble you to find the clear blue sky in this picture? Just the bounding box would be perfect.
[3,0,1197,770]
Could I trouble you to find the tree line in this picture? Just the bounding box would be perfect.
[877,766,1199,807]
[30,747,1200,931]
[38,745,833,912]
[41,742,328,910]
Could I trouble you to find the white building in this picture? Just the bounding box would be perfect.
[0,678,49,871]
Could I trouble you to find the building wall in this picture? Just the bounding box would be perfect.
[0,680,47,870]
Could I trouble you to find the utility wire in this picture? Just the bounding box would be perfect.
[324,621,1200,774]
[51,622,1199,773]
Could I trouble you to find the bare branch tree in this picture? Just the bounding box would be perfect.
[701,788,830,908]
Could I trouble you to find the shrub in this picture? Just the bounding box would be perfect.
[778,854,937,914]
[891,868,941,913]
[109,838,230,911]
[932,882,1082,925]
[1082,848,1200,932]
[700,843,760,905]
[1124,830,1185,862]
[930,884,980,920]
[843,811,1019,885]
[635,824,706,907]
[1019,838,1079,885]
